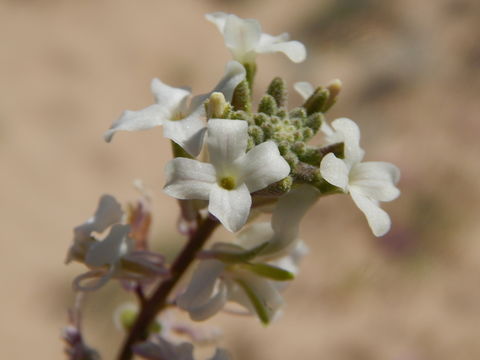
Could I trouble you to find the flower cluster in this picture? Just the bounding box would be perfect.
[64,12,400,360]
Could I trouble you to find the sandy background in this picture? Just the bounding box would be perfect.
[1,0,480,359]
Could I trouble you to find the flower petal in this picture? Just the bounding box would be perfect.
[189,60,246,110]
[73,268,114,291]
[293,81,314,100]
[330,118,364,163]
[74,194,123,240]
[104,105,168,142]
[223,14,261,62]
[234,272,283,324]
[205,12,229,33]
[163,107,207,157]
[209,348,231,360]
[185,282,228,322]
[257,34,306,63]
[237,141,290,193]
[206,119,248,172]
[150,78,191,112]
[350,161,400,202]
[350,189,392,237]
[320,153,349,191]
[85,224,132,267]
[164,158,216,200]
[272,185,319,238]
[208,183,251,232]
[177,260,225,311]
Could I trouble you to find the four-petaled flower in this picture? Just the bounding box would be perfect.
[177,186,319,324]
[104,61,245,156]
[320,118,400,237]
[164,119,291,232]
[206,12,306,65]
[67,195,167,291]
[133,336,230,360]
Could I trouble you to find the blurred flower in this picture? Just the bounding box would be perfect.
[164,119,290,232]
[177,186,318,324]
[67,195,167,291]
[104,61,245,156]
[206,12,306,65]
[133,336,230,360]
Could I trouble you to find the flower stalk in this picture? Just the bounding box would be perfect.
[117,216,219,360]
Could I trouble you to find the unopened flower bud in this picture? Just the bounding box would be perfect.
[205,92,228,119]
[324,78,342,111]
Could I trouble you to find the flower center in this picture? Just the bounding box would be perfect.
[219,176,236,190]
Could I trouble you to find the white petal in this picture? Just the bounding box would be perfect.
[206,119,248,172]
[189,60,246,110]
[74,194,123,240]
[104,105,168,142]
[237,141,290,193]
[73,268,114,291]
[177,260,225,310]
[163,107,207,157]
[257,34,306,63]
[350,189,392,237]
[272,185,319,236]
[85,224,132,267]
[223,14,261,62]
[236,272,283,321]
[236,222,274,249]
[268,185,319,252]
[293,81,314,100]
[164,158,215,200]
[209,348,231,360]
[211,60,246,102]
[150,78,190,111]
[330,118,364,163]
[205,12,229,33]
[319,153,349,191]
[134,338,194,360]
[186,282,228,321]
[350,161,400,202]
[208,183,251,232]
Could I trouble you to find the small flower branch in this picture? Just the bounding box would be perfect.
[117,216,220,360]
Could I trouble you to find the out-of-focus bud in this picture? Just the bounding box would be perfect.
[324,78,342,111]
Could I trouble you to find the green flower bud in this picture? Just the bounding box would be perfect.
[267,77,288,107]
[258,94,278,116]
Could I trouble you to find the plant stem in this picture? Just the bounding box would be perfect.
[117,216,219,360]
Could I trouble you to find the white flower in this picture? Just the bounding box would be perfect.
[319,119,400,236]
[206,12,306,64]
[67,195,167,291]
[177,186,318,323]
[133,337,230,360]
[164,119,290,232]
[104,61,246,156]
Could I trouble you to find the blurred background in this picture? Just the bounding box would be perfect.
[1,0,480,359]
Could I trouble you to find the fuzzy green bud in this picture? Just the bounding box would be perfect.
[304,87,329,115]
[305,112,323,133]
[248,125,264,145]
[267,77,288,107]
[231,80,251,112]
[258,94,278,116]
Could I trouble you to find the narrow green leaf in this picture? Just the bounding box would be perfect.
[242,263,294,281]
